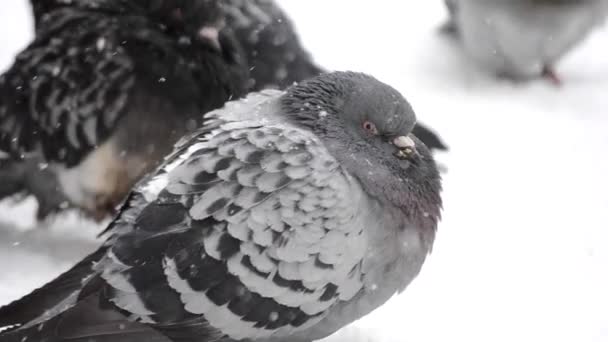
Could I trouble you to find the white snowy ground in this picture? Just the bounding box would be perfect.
[1,1,608,341]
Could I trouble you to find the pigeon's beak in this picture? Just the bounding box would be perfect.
[198,26,222,51]
[392,135,417,160]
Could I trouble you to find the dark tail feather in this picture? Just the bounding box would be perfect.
[0,295,171,342]
[0,249,105,330]
[413,123,448,152]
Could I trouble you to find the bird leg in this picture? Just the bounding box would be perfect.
[541,65,562,86]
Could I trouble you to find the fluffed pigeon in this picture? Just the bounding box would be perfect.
[442,0,608,83]
[220,0,448,152]
[0,71,442,342]
[0,0,248,220]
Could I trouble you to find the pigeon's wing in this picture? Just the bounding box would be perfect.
[0,10,135,166]
[96,110,370,340]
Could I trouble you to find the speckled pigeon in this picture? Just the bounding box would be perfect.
[220,0,448,151]
[0,0,248,220]
[0,71,442,342]
[442,0,608,83]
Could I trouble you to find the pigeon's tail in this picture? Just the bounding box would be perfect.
[0,246,179,342]
[0,156,69,220]
[0,294,170,342]
[412,123,448,152]
[0,249,105,334]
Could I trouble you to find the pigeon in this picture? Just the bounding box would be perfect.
[0,71,442,342]
[442,0,608,83]
[220,0,448,152]
[0,0,248,220]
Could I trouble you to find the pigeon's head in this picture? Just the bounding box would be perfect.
[282,71,442,230]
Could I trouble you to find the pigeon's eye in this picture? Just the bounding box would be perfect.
[362,120,378,135]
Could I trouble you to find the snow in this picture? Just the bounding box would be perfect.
[1,1,608,341]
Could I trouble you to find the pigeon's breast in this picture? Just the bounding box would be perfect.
[283,202,431,342]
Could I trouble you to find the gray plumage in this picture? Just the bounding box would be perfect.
[444,0,608,81]
[0,71,442,342]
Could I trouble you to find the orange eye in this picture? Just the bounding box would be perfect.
[362,120,378,135]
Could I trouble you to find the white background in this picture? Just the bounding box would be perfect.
[1,1,607,341]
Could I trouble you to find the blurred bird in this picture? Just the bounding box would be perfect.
[220,0,448,152]
[0,71,442,342]
[0,0,248,220]
[442,0,608,84]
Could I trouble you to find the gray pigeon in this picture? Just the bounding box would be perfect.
[443,0,608,83]
[0,71,442,342]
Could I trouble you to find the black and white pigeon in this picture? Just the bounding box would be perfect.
[219,0,448,152]
[0,0,248,220]
[0,71,442,342]
[441,0,608,84]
